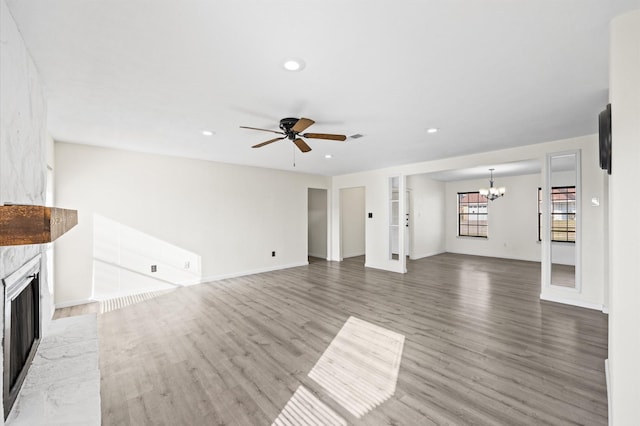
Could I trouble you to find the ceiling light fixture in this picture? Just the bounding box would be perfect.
[325,154,332,159]
[479,168,506,201]
[427,127,439,134]
[283,58,305,71]
[202,130,214,136]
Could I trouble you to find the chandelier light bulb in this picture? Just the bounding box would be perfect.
[480,168,506,201]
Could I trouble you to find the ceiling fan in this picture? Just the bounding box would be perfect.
[240,117,347,153]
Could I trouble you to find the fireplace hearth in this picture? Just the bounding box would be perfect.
[2,254,41,420]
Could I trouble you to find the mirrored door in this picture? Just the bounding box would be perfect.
[547,151,580,290]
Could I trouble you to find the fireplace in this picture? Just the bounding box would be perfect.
[2,254,41,420]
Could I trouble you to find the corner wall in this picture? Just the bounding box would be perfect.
[406,174,446,259]
[54,143,331,305]
[339,187,365,259]
[308,188,328,259]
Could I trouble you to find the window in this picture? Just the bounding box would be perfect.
[458,192,488,237]
[538,186,576,242]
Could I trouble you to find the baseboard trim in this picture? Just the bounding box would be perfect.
[539,293,603,311]
[196,261,309,284]
[447,250,539,263]
[308,252,327,259]
[409,250,446,260]
[343,252,365,259]
[364,263,406,274]
[54,298,96,309]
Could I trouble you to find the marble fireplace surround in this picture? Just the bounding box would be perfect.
[1,254,99,425]
[5,314,100,425]
[2,254,42,419]
[0,254,100,425]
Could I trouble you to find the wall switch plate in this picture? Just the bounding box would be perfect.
[184,261,190,269]
[151,265,157,272]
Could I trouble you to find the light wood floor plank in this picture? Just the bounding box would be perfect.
[56,253,608,425]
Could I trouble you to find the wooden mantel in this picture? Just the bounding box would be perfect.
[0,205,78,246]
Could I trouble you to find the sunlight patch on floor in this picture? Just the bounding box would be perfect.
[271,385,346,426]
[99,289,175,314]
[308,316,405,418]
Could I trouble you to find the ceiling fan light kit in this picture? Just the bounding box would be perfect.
[240,117,347,153]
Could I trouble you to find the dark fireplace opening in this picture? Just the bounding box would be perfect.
[3,255,41,420]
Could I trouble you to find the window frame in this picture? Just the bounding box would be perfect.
[538,186,576,243]
[457,191,488,238]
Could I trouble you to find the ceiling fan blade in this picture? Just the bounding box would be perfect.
[302,133,347,141]
[252,137,286,148]
[292,117,315,133]
[240,125,284,135]
[293,138,312,153]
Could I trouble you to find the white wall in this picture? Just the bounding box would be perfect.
[339,187,365,258]
[608,9,640,425]
[308,188,328,259]
[54,143,330,305]
[0,0,52,420]
[92,214,202,300]
[445,173,541,262]
[406,174,446,259]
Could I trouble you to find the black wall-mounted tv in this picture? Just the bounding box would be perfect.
[598,103,612,175]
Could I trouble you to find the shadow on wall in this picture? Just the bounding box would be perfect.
[92,214,202,300]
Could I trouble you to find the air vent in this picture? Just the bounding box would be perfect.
[349,134,364,139]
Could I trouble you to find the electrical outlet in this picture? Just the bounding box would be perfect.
[151,265,157,273]
[272,251,276,257]
[184,261,190,269]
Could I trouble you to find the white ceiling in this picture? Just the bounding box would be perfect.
[6,0,640,176]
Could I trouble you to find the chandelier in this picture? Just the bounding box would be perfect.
[479,168,506,201]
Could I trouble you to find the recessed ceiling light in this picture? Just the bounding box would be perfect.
[427,128,439,134]
[202,130,214,136]
[283,58,305,71]
[325,154,332,159]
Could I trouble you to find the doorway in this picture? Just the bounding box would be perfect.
[308,188,328,262]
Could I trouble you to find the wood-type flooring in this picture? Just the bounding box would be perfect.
[56,253,609,425]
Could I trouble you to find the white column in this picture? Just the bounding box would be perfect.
[608,8,640,425]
